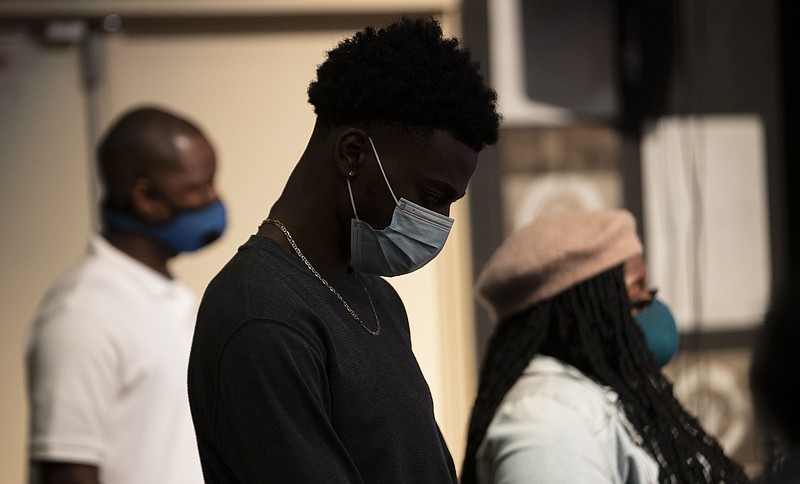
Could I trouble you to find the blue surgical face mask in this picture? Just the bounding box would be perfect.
[347,138,454,277]
[102,199,227,253]
[634,297,680,367]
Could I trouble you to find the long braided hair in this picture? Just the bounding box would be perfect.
[462,265,750,484]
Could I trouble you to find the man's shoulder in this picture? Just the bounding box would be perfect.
[197,236,320,335]
[205,237,297,299]
[215,235,294,274]
[30,238,180,342]
[208,235,344,303]
[35,249,109,312]
[28,257,127,360]
[42,247,152,306]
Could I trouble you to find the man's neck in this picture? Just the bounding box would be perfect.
[264,197,349,274]
[102,231,174,278]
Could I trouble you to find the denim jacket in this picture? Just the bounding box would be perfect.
[476,355,659,483]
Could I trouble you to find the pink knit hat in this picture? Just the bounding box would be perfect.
[475,209,643,323]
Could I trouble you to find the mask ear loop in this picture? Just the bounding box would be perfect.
[346,178,360,221]
[349,137,399,221]
[367,137,399,204]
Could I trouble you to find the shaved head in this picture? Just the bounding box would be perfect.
[97,106,206,207]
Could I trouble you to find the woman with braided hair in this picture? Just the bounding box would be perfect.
[462,209,750,484]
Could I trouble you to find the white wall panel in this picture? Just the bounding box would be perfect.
[642,115,771,330]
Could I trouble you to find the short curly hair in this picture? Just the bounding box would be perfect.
[307,17,500,152]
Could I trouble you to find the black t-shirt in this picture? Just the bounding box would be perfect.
[188,235,457,483]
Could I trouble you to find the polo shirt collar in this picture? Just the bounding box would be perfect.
[89,234,181,299]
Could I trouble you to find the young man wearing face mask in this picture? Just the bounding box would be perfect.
[26,106,225,484]
[187,17,500,483]
[462,209,749,484]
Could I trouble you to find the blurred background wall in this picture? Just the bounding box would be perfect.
[1,0,797,482]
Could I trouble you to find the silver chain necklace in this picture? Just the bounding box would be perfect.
[263,218,381,336]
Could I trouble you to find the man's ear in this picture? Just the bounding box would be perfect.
[334,128,370,180]
[130,177,170,222]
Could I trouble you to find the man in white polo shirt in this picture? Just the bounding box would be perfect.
[26,106,226,484]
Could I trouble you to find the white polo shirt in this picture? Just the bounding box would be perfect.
[26,235,204,484]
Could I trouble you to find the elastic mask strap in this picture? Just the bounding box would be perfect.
[367,137,399,204]
[346,179,360,221]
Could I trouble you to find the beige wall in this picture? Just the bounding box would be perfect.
[0,5,477,483]
[0,30,95,484]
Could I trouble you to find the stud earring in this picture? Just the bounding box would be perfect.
[348,170,356,178]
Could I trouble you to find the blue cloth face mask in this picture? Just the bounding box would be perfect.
[347,138,454,277]
[102,199,227,253]
[634,297,680,367]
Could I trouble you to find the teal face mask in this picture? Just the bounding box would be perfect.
[634,298,680,367]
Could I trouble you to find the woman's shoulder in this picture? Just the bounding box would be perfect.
[498,355,621,430]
